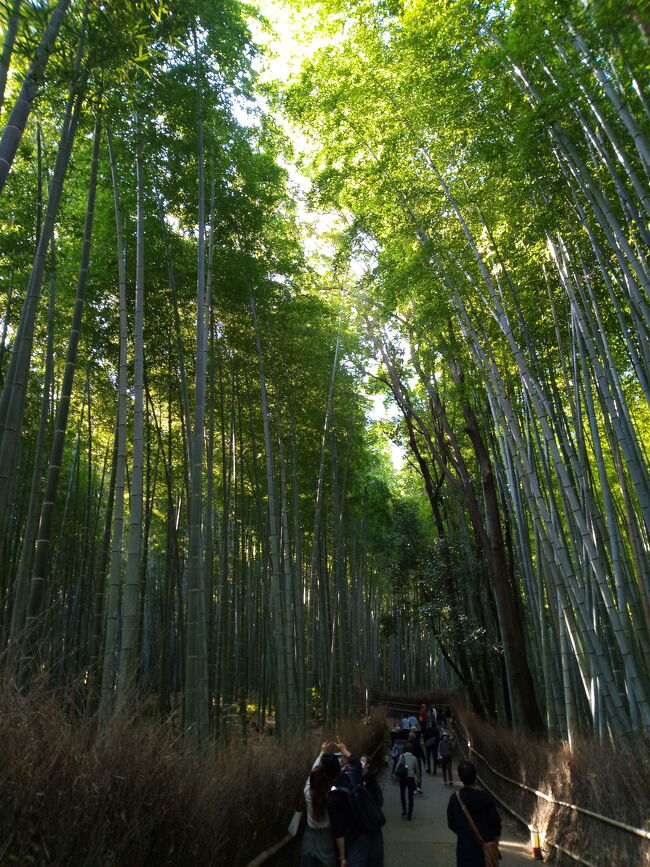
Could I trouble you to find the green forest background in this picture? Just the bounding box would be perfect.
[2,0,650,863]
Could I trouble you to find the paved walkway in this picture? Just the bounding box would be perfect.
[381,766,533,866]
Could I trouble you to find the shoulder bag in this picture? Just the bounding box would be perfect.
[455,791,501,867]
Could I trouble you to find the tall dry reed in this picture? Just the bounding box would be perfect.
[456,710,650,865]
[0,681,385,866]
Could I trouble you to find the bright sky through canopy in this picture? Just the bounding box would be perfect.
[249,0,405,471]
[250,0,343,84]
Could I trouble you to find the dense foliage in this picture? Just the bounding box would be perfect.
[0,0,436,743]
[280,0,650,739]
[1,0,649,754]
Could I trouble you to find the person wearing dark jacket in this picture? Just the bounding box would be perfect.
[390,726,409,774]
[422,720,439,774]
[327,742,384,867]
[359,754,383,808]
[438,730,454,784]
[447,761,501,867]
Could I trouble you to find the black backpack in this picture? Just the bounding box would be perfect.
[345,781,386,834]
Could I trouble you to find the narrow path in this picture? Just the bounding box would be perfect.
[380,766,532,866]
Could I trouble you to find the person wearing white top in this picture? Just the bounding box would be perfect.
[300,742,341,866]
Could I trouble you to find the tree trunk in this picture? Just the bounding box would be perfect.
[0,82,85,548]
[23,115,101,663]
[99,125,130,723]
[0,0,72,193]
[116,120,145,714]
[185,41,209,744]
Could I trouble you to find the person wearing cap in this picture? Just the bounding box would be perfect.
[300,741,341,866]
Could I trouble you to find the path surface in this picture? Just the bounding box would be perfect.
[380,766,532,866]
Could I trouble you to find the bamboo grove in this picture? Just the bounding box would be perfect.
[0,0,448,744]
[282,0,650,740]
[1,0,649,749]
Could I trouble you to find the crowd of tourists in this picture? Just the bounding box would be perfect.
[389,704,456,821]
[299,704,501,867]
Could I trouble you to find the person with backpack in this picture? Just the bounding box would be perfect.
[438,730,454,785]
[327,741,385,867]
[394,741,418,821]
[300,742,341,866]
[447,761,501,866]
[390,725,408,775]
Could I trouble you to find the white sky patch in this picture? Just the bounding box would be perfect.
[389,442,405,470]
[366,392,405,471]
[250,0,344,85]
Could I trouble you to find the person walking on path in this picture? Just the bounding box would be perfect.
[439,730,454,785]
[408,725,425,792]
[390,724,408,774]
[447,761,501,866]
[327,741,384,867]
[423,718,439,774]
[300,742,341,867]
[394,741,418,821]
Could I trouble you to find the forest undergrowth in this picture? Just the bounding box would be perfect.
[0,679,384,866]
[456,709,650,866]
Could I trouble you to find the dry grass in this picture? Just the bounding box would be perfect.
[0,683,385,866]
[456,710,650,865]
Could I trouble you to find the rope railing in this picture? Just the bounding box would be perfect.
[245,820,301,867]
[454,730,584,864]
[455,719,650,864]
[456,722,650,841]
